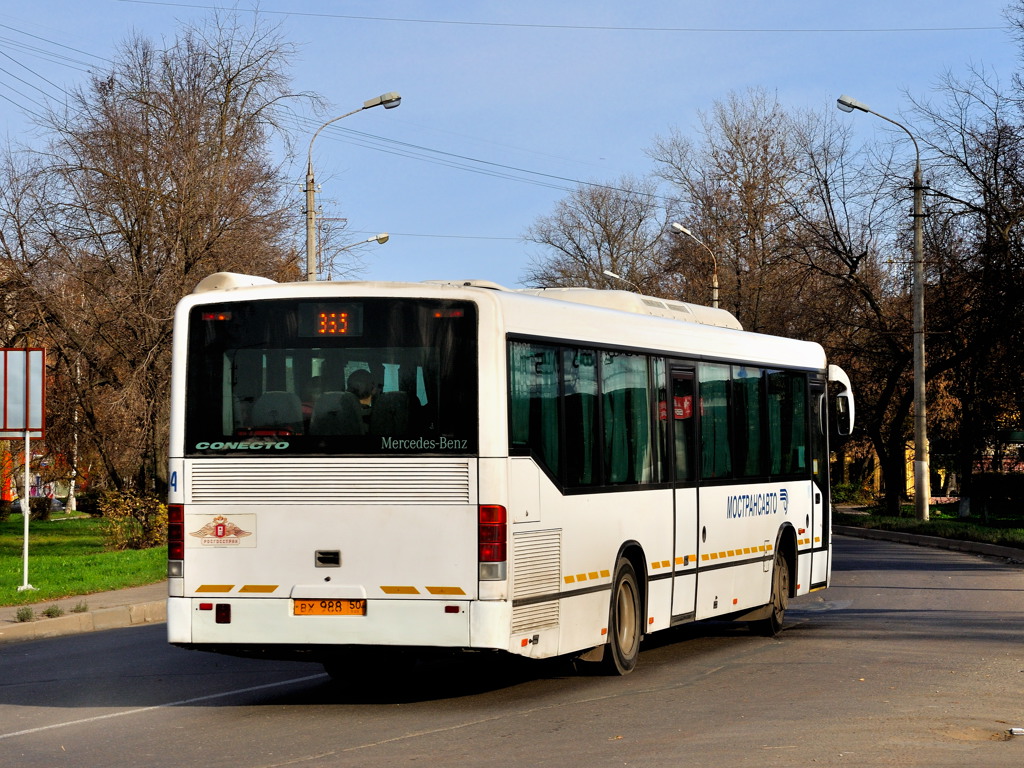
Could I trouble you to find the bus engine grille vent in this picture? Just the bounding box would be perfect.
[187,459,473,505]
[511,529,561,633]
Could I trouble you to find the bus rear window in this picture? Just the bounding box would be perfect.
[184,298,477,456]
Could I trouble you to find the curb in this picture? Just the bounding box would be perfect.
[0,600,166,645]
[834,526,1024,564]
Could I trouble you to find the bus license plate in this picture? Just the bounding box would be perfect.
[293,598,366,616]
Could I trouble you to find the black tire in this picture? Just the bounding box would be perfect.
[601,557,643,675]
[752,548,790,637]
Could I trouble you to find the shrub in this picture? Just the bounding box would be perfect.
[75,488,104,517]
[15,607,34,622]
[972,473,1024,498]
[831,482,871,504]
[29,497,51,522]
[100,491,168,550]
[41,604,64,618]
[971,473,1024,517]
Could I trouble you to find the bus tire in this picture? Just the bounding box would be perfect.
[601,557,642,675]
[752,548,790,637]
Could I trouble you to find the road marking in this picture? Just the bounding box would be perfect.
[0,673,327,741]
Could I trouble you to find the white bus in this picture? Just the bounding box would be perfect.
[167,273,854,675]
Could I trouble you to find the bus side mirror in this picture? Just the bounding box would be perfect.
[827,364,855,437]
[833,393,853,436]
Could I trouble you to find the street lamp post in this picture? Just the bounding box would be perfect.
[305,92,401,282]
[321,234,390,281]
[340,232,390,251]
[602,269,642,293]
[837,93,930,521]
[670,223,720,308]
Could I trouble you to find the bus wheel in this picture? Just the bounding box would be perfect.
[602,557,642,675]
[752,549,790,637]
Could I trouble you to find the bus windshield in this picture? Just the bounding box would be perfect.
[184,298,478,456]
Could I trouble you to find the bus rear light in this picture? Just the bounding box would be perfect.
[215,604,231,624]
[478,505,507,562]
[479,505,507,581]
[167,504,185,563]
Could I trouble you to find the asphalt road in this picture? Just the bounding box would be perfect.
[1,536,1023,767]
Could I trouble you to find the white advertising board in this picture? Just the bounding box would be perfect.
[1,348,45,439]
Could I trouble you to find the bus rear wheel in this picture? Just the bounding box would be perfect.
[601,557,642,675]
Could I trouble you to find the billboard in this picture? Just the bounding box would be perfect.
[1,348,46,439]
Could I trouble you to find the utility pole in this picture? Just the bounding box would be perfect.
[838,94,930,521]
[304,92,401,282]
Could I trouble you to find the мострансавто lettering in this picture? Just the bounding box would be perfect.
[726,492,781,519]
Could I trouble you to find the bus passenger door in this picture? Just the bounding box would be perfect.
[669,366,698,623]
[809,380,830,588]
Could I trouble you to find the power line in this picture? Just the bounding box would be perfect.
[276,111,578,194]
[0,22,112,119]
[0,24,108,70]
[0,52,74,101]
[117,2,1005,34]
[349,230,518,241]
[280,110,674,203]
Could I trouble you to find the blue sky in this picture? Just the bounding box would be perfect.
[0,1,1019,288]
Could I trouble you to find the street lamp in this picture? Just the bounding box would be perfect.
[340,232,390,251]
[670,223,720,308]
[602,269,642,293]
[837,93,930,521]
[320,233,390,281]
[305,92,401,282]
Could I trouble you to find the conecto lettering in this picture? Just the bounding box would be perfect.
[194,441,290,450]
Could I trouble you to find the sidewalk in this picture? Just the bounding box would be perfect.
[0,580,166,644]
[834,525,1024,564]
[2,525,1022,646]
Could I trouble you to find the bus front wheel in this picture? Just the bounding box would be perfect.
[752,549,790,637]
[601,557,642,675]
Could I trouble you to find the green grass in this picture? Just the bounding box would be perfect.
[834,503,1024,550]
[0,514,165,607]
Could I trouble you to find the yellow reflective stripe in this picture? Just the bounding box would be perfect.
[565,569,610,585]
[195,584,233,592]
[425,586,466,596]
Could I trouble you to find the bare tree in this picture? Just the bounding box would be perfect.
[649,88,810,332]
[907,59,1024,506]
[782,105,926,512]
[523,175,667,292]
[2,12,313,494]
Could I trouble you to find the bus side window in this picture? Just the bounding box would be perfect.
[766,369,808,475]
[733,366,765,478]
[602,352,654,485]
[699,363,732,479]
[671,369,696,483]
[509,341,560,478]
[563,347,599,487]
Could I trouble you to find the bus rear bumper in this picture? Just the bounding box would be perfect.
[168,596,485,649]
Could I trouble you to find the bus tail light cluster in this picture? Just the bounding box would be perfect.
[478,505,507,581]
[168,504,184,577]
